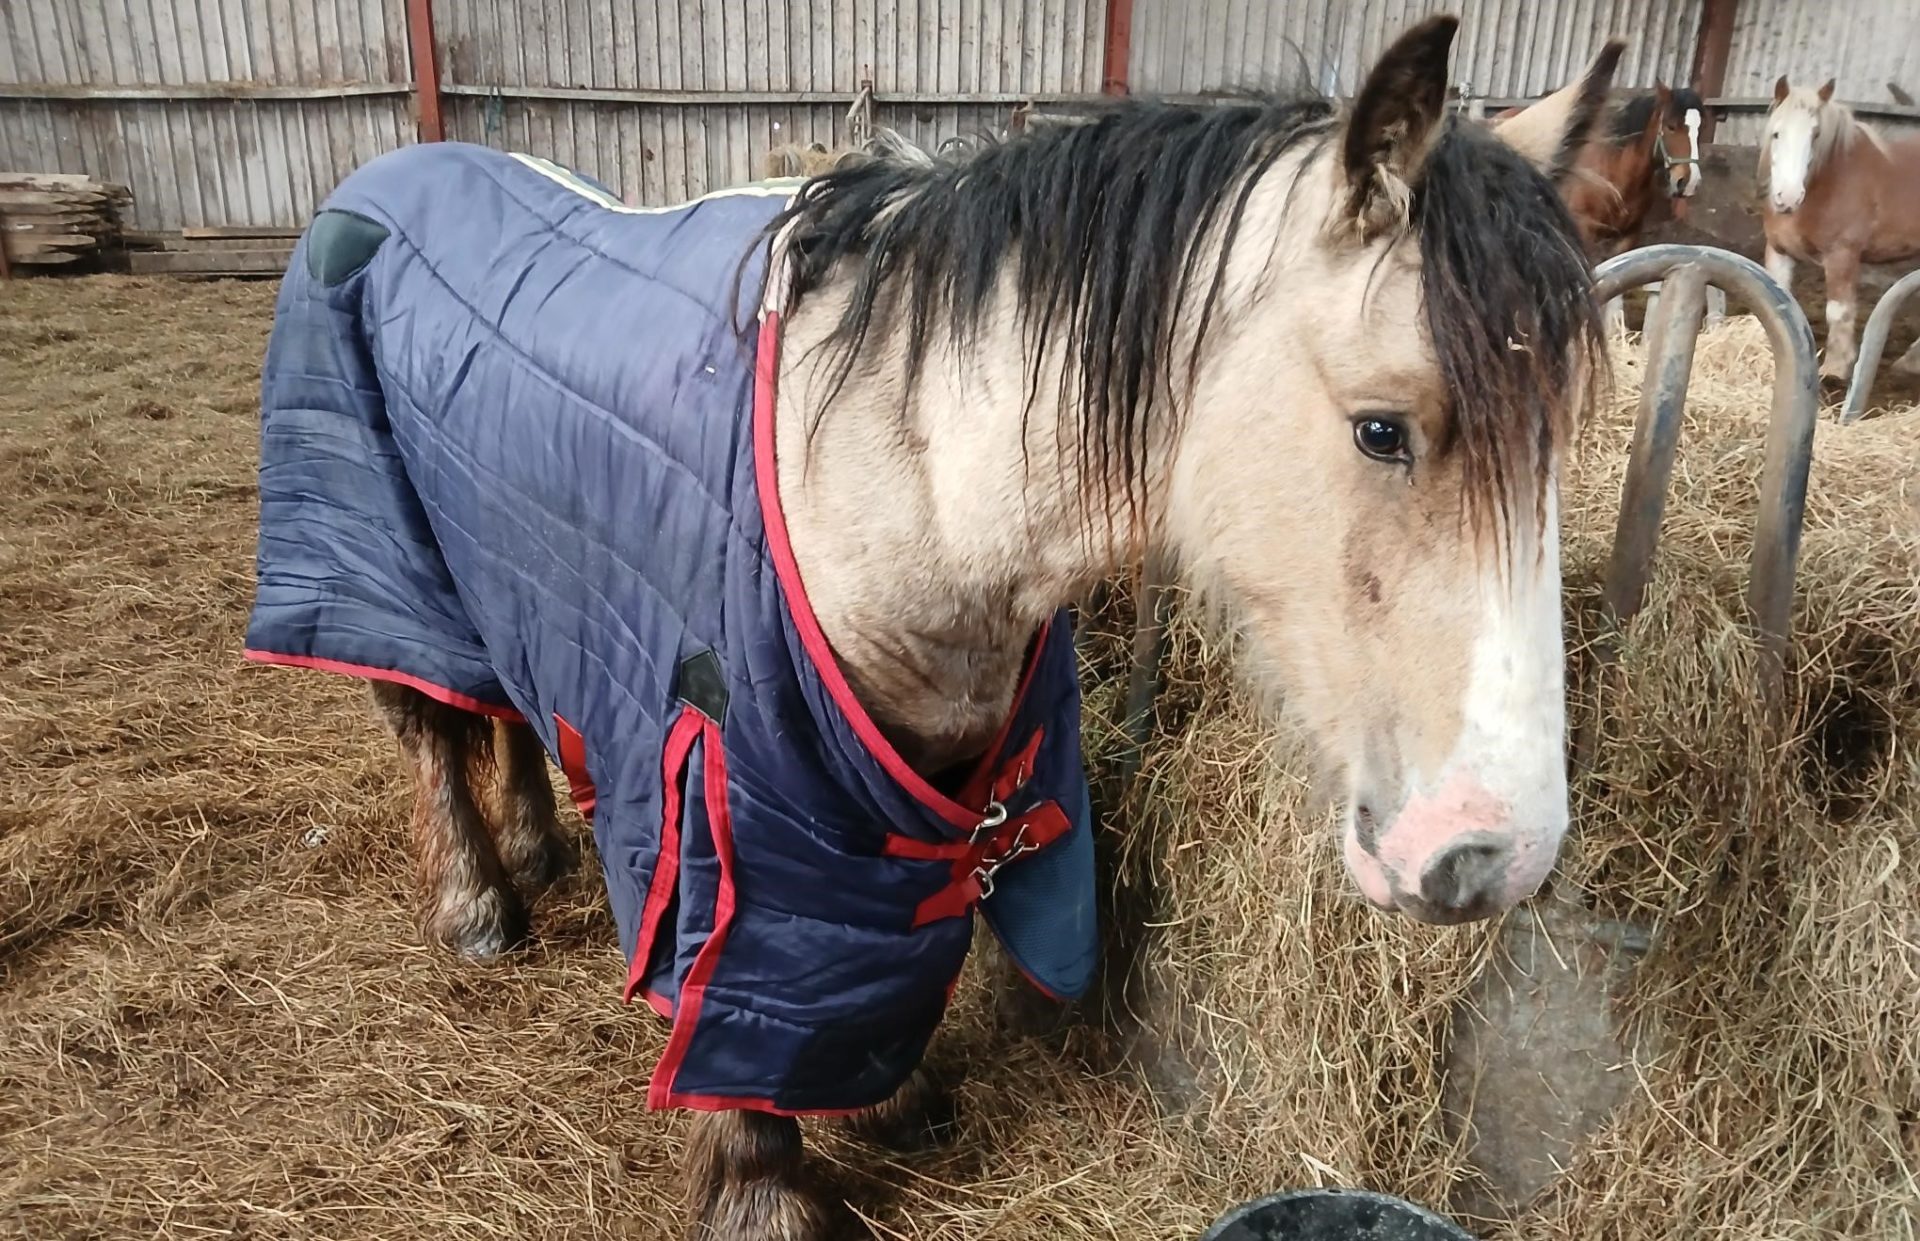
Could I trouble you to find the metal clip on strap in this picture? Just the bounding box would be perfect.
[970,822,1036,900]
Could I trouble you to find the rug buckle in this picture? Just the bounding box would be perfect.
[968,800,1008,843]
[970,820,1036,901]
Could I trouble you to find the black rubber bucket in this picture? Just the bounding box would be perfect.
[1199,1189,1478,1241]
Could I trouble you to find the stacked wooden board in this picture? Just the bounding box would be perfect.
[128,227,300,277]
[0,173,132,268]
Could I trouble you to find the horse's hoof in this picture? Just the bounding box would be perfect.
[691,1180,834,1241]
[428,885,529,959]
[844,1069,960,1153]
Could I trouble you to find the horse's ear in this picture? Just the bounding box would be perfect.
[1774,76,1791,104]
[1492,40,1623,180]
[1643,81,1675,144]
[1341,14,1458,236]
[1818,79,1836,102]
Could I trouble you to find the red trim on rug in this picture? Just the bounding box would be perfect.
[645,719,868,1117]
[647,717,740,1108]
[242,649,524,720]
[643,989,673,1019]
[552,714,598,821]
[954,639,1052,808]
[990,924,1068,1004]
[652,1091,866,1119]
[750,312,1050,834]
[881,834,976,862]
[894,802,1076,927]
[623,707,705,1004]
[974,727,1045,807]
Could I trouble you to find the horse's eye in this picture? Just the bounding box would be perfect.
[1353,415,1411,464]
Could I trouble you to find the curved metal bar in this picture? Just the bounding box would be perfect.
[1592,243,1819,714]
[1842,267,1920,424]
[1117,579,1171,788]
[1602,263,1709,625]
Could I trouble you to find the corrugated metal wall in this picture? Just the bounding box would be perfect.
[1714,0,1920,143]
[0,0,414,229]
[436,1,1104,204]
[1128,0,1702,100]
[5,1,1917,230]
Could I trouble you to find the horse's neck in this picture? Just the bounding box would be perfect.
[1804,122,1920,247]
[771,288,1132,775]
[1609,140,1658,203]
[1567,142,1652,242]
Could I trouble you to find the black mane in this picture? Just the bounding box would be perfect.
[1609,86,1707,142]
[761,91,1598,528]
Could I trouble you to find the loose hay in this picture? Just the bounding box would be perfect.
[1,282,1915,1241]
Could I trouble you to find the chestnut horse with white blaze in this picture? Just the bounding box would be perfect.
[1762,77,1920,380]
[1560,81,1706,258]
[1493,75,1702,332]
[247,15,1615,1239]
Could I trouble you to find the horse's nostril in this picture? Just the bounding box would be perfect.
[1419,839,1512,916]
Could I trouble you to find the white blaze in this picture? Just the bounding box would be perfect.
[1368,484,1570,906]
[1768,105,1816,212]
[1683,107,1702,196]
[1446,483,1568,894]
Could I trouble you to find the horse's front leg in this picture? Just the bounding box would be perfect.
[371,683,528,957]
[1820,249,1862,382]
[488,718,578,890]
[842,1065,959,1153]
[1764,243,1796,293]
[686,1112,831,1241]
[1600,295,1628,338]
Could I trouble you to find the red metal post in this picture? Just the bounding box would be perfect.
[407,0,445,142]
[1101,0,1135,96]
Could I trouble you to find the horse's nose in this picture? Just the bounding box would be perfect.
[1413,838,1512,921]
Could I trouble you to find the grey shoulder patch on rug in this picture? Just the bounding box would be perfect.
[305,210,390,286]
[675,649,729,722]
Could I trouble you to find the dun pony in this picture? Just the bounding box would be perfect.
[244,15,1616,1238]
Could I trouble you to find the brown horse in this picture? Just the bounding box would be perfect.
[1561,82,1705,259]
[1762,77,1920,379]
[1493,80,1703,332]
[1490,81,1702,259]
[257,17,1618,1239]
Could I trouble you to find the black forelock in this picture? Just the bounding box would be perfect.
[1609,86,1708,141]
[759,91,1596,532]
[1417,118,1601,535]
[762,92,1337,516]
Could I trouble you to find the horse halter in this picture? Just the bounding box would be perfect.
[1655,130,1701,194]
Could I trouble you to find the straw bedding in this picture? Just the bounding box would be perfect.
[1,277,1914,1240]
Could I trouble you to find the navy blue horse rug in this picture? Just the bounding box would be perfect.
[245,142,1098,1115]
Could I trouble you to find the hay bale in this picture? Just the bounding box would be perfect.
[1090,316,1920,1238]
